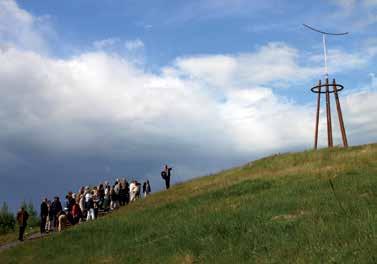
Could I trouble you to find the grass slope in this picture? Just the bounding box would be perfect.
[1,144,377,263]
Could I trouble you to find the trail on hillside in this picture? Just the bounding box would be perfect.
[0,232,48,253]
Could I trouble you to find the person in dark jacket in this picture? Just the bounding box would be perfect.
[143,180,152,197]
[124,180,130,204]
[162,164,172,189]
[118,182,127,206]
[146,180,151,196]
[142,182,147,196]
[40,198,48,234]
[51,196,62,229]
[17,207,29,241]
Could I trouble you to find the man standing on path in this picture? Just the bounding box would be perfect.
[40,198,48,234]
[162,164,172,190]
[16,207,29,241]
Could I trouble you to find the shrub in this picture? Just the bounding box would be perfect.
[0,202,15,234]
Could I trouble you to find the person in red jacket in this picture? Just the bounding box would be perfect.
[17,207,29,241]
[71,201,81,225]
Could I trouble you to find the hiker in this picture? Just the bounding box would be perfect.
[46,200,53,232]
[129,180,137,202]
[136,181,141,199]
[124,179,130,204]
[16,206,29,241]
[71,200,81,225]
[57,211,67,232]
[85,190,95,221]
[143,181,151,197]
[79,193,86,220]
[103,184,110,211]
[51,196,62,229]
[40,198,48,234]
[145,180,151,197]
[97,183,105,209]
[162,165,172,189]
[142,182,147,197]
[109,187,117,210]
[113,181,120,209]
[92,190,99,218]
[119,181,127,206]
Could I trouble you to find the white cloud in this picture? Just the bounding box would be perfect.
[0,0,51,52]
[125,39,144,51]
[174,43,322,91]
[1,41,375,165]
[329,0,377,28]
[93,38,120,49]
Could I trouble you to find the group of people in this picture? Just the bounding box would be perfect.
[16,164,173,242]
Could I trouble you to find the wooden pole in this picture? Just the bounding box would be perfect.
[333,79,348,147]
[325,78,333,147]
[314,80,321,150]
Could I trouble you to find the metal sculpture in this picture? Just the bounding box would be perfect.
[303,24,349,149]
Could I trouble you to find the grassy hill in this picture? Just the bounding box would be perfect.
[1,144,377,263]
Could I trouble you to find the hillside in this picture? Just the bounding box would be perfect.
[1,144,377,263]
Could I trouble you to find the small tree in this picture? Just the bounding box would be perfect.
[0,202,15,234]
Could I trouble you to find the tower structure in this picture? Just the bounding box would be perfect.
[304,24,349,149]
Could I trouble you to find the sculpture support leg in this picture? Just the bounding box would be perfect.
[325,78,333,147]
[333,79,348,147]
[314,80,321,150]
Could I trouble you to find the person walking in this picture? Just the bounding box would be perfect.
[57,211,67,232]
[51,196,62,230]
[46,200,53,232]
[16,207,29,241]
[85,190,95,221]
[146,180,151,196]
[142,182,147,197]
[119,182,126,206]
[162,164,172,189]
[143,181,151,197]
[40,198,48,234]
[129,181,137,202]
[124,179,130,204]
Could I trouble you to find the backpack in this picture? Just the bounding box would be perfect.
[161,171,167,179]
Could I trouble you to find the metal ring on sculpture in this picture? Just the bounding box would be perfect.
[310,83,344,94]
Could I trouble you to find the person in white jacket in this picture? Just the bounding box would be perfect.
[85,191,95,221]
[129,181,138,202]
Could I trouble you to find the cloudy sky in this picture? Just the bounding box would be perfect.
[1,0,377,211]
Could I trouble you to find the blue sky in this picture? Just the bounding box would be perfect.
[1,0,377,211]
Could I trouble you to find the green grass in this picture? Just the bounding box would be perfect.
[0,225,39,246]
[1,144,377,263]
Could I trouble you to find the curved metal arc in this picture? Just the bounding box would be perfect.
[303,24,349,36]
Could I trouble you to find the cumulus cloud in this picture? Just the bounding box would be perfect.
[174,43,322,90]
[1,42,374,169]
[0,0,51,52]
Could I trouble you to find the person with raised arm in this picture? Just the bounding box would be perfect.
[161,164,172,189]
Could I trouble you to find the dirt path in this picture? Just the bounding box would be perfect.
[0,210,111,253]
[0,232,50,252]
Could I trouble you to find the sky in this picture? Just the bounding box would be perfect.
[1,0,377,212]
